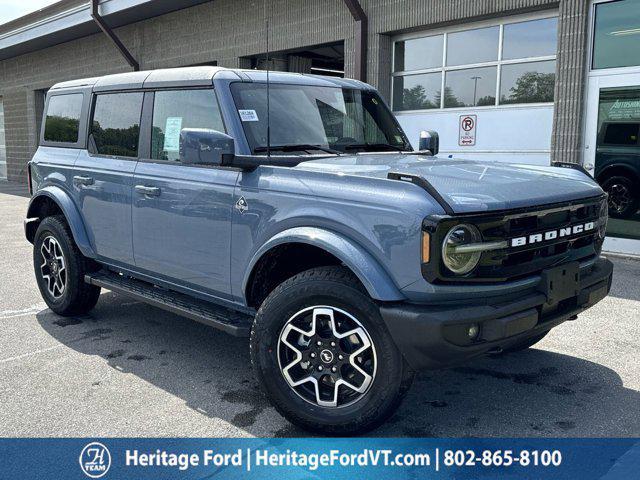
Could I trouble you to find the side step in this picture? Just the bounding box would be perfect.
[85,271,253,337]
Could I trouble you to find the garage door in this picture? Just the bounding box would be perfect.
[0,97,6,180]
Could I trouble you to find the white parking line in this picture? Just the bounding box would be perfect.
[0,344,64,364]
[0,304,47,319]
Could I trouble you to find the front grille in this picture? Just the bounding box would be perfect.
[423,195,607,284]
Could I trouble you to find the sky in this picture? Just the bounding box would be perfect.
[0,0,59,27]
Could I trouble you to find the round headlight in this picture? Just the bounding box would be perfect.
[442,224,482,275]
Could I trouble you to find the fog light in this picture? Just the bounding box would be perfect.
[467,324,480,340]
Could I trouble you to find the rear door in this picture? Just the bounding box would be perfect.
[132,88,238,298]
[73,91,143,265]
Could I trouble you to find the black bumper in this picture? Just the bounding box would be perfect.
[380,258,613,371]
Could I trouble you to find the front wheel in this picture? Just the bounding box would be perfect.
[33,215,101,316]
[250,266,414,435]
[601,175,639,219]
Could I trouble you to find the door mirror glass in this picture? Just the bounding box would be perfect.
[179,129,234,165]
[419,130,439,155]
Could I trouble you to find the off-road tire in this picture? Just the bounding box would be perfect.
[33,215,101,316]
[250,266,414,435]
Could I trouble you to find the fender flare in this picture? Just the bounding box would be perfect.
[242,226,405,302]
[26,186,95,258]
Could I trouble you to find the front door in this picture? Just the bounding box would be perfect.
[132,89,238,299]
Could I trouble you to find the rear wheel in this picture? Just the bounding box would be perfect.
[250,266,414,435]
[601,175,639,219]
[33,216,101,316]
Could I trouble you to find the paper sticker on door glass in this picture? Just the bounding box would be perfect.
[163,117,183,152]
[239,109,259,122]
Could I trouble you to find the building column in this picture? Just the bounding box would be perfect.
[3,89,31,183]
[551,0,591,164]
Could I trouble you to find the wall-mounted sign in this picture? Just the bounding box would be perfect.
[459,114,477,146]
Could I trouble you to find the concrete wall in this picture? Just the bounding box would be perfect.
[0,0,590,182]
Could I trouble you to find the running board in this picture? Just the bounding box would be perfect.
[85,271,253,337]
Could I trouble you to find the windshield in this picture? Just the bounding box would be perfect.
[230,83,411,155]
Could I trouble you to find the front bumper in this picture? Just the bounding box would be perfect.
[380,257,613,370]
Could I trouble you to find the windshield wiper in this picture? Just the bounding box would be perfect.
[254,144,342,155]
[342,143,407,152]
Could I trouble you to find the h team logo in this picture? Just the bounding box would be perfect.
[79,442,111,478]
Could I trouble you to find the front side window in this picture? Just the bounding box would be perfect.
[44,94,83,143]
[392,15,558,110]
[151,89,225,162]
[90,92,143,157]
[231,83,410,154]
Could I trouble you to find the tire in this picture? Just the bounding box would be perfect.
[498,331,548,354]
[250,266,414,435]
[33,215,101,316]
[601,175,639,219]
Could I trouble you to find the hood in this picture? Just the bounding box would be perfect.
[297,154,603,214]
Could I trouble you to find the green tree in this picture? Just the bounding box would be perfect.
[502,71,555,104]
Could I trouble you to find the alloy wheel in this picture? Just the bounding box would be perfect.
[607,183,633,214]
[40,235,66,299]
[277,306,377,408]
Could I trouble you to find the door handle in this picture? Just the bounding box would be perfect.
[73,175,94,186]
[135,185,161,197]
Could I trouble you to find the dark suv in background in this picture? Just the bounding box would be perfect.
[595,120,640,219]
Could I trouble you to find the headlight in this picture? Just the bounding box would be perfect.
[441,224,482,275]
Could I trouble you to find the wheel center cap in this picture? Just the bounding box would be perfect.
[320,349,334,364]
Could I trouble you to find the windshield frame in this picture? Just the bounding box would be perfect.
[230,81,412,156]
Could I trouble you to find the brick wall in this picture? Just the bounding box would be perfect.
[0,0,589,182]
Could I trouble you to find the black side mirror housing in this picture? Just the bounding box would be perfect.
[179,128,234,166]
[419,130,439,155]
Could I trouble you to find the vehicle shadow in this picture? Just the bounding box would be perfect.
[36,292,640,437]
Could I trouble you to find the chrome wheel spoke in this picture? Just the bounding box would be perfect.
[39,236,66,299]
[277,305,377,408]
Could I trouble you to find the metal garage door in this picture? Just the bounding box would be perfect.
[0,97,6,180]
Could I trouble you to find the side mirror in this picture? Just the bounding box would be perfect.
[179,128,234,166]
[419,130,439,155]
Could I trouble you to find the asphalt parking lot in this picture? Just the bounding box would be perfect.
[1,181,639,437]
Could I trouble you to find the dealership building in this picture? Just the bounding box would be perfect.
[0,0,638,252]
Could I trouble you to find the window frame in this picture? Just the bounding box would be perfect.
[143,86,228,165]
[391,11,559,113]
[40,91,90,149]
[87,90,145,161]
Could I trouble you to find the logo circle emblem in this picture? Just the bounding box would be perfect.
[79,442,111,478]
[320,349,334,364]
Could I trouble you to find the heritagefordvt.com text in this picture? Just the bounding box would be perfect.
[126,449,433,472]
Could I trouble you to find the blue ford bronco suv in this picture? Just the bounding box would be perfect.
[25,67,613,434]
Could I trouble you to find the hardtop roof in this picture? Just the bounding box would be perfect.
[49,66,371,92]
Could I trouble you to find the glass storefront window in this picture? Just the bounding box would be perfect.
[391,15,557,110]
[502,17,558,60]
[500,60,556,104]
[394,35,443,72]
[446,26,499,66]
[595,88,640,239]
[444,67,497,107]
[593,0,640,70]
[392,72,441,111]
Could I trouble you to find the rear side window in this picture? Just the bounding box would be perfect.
[44,94,83,143]
[603,123,639,146]
[90,92,143,157]
[151,89,225,162]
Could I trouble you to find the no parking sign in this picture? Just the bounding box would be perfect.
[459,114,477,146]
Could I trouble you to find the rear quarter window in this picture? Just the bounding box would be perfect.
[43,94,84,143]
